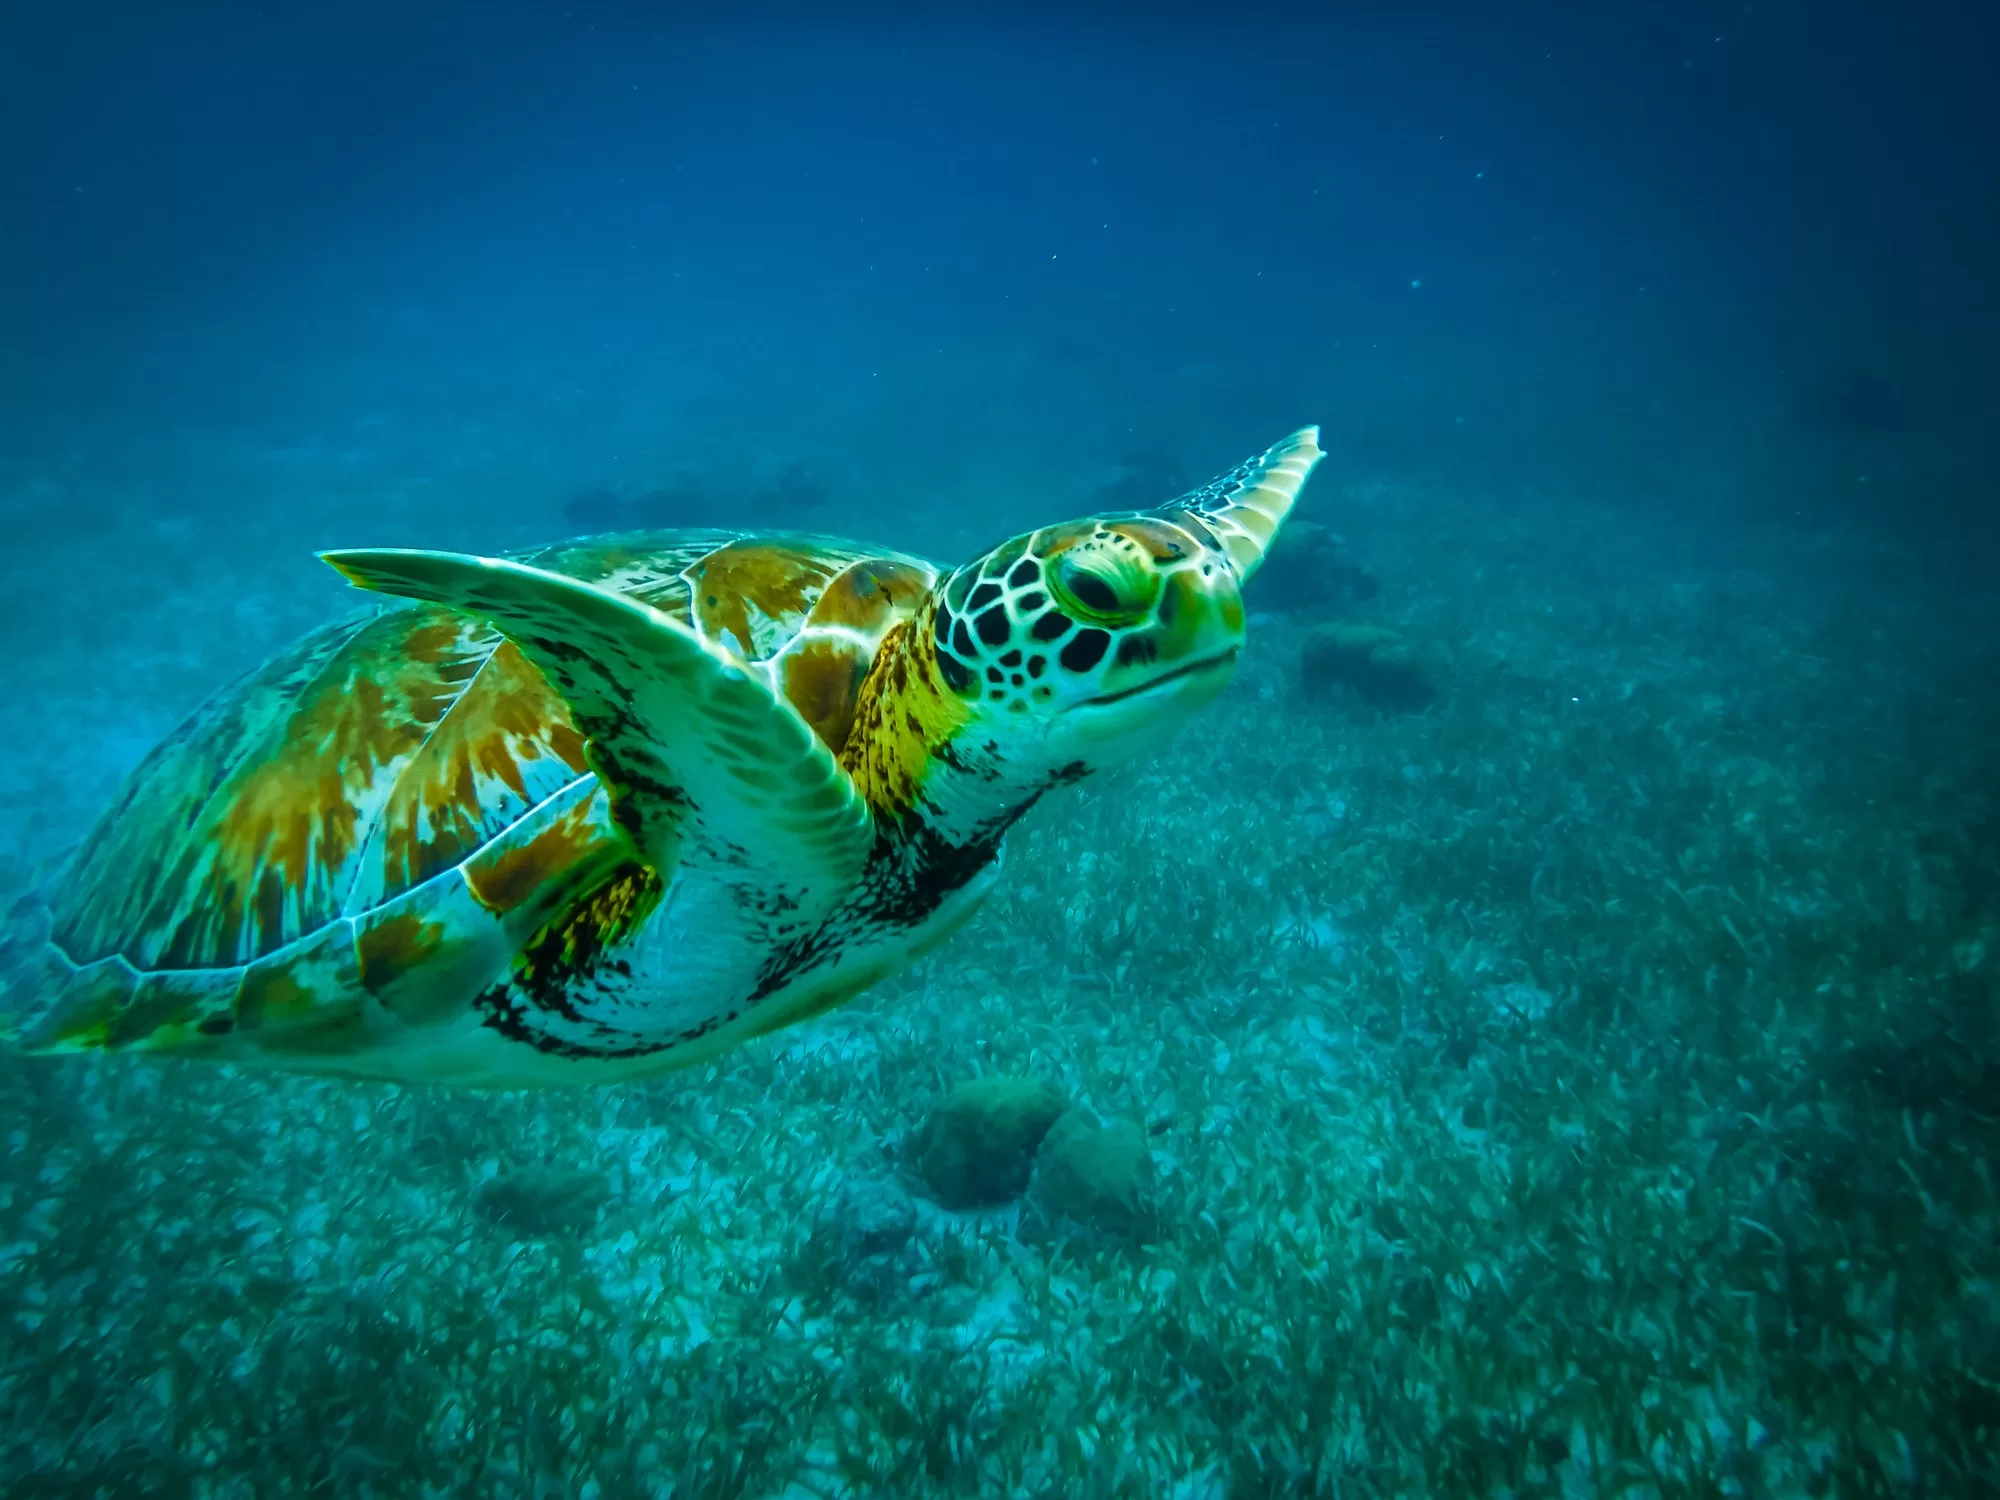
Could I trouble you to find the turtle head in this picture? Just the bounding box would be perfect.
[931,516,1247,767]
[926,426,1323,782]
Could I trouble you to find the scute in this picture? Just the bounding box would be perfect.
[349,640,590,912]
[35,527,931,989]
[51,607,498,971]
[459,777,626,920]
[686,539,847,659]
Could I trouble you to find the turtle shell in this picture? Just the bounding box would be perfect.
[12,529,935,1058]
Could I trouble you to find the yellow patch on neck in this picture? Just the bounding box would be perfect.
[839,613,973,822]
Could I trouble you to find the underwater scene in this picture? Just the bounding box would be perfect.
[1,2,1996,1495]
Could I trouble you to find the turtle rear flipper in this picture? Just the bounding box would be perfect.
[0,890,161,1054]
[322,549,876,944]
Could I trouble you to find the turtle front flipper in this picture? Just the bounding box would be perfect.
[1157,425,1323,581]
[321,550,876,939]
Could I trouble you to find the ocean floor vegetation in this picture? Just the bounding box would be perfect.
[0,461,1994,1497]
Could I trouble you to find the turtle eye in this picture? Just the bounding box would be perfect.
[1051,550,1158,626]
[1064,570,1119,614]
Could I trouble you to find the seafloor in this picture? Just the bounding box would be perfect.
[0,405,1994,1498]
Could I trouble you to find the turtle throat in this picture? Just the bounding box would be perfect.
[839,613,1065,853]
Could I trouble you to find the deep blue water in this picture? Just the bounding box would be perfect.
[5,1,1993,552]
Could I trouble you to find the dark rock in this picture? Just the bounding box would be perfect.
[1299,622,1439,712]
[1031,1114,1157,1241]
[1254,521,1380,618]
[913,1077,1068,1208]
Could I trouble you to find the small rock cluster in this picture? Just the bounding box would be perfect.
[909,1076,1157,1242]
[911,1076,1067,1208]
[1031,1112,1156,1242]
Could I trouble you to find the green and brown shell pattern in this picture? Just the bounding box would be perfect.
[0,530,937,1081]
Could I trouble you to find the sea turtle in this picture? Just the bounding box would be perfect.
[0,428,1324,1087]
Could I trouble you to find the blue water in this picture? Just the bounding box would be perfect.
[1,3,1995,1494]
